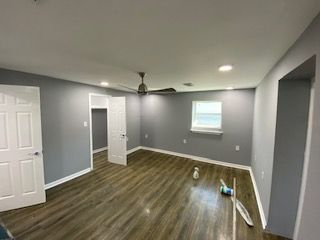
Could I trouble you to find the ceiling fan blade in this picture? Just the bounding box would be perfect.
[148,88,176,94]
[118,85,138,93]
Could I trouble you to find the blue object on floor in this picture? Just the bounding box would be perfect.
[0,225,11,239]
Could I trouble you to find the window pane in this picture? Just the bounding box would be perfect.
[196,102,221,114]
[195,113,221,128]
[192,101,222,129]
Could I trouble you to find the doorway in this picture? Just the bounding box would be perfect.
[89,93,128,169]
[91,109,108,155]
[266,56,316,239]
[89,93,109,170]
[91,108,108,169]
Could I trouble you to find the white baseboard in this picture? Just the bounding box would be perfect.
[45,168,91,190]
[127,146,143,154]
[141,146,251,171]
[93,146,108,154]
[249,168,267,229]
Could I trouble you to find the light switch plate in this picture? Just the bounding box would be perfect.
[83,121,88,127]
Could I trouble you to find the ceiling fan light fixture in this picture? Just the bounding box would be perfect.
[138,83,148,94]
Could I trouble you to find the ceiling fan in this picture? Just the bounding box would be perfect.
[120,72,176,95]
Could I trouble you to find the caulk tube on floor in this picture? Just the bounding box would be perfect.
[220,186,234,196]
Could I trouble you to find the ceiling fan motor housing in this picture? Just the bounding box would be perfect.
[138,83,148,95]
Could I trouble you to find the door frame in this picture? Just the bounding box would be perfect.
[88,93,111,170]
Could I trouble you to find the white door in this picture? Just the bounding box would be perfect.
[0,85,45,212]
[108,97,127,165]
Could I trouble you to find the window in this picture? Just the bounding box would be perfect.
[191,101,222,134]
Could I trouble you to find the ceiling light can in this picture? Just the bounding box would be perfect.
[219,65,233,72]
[100,81,109,86]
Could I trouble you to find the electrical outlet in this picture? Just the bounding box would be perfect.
[83,121,88,127]
[183,139,187,144]
[235,145,240,151]
[261,171,264,180]
[145,134,148,139]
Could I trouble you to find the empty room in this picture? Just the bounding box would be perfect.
[0,1,319,240]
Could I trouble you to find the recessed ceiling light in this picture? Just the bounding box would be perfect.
[100,81,109,86]
[219,65,233,72]
[226,86,234,90]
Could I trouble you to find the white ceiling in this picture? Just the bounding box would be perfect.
[0,1,319,92]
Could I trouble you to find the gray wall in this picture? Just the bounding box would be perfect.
[0,69,141,184]
[92,109,108,150]
[141,89,255,166]
[267,79,311,238]
[251,13,320,240]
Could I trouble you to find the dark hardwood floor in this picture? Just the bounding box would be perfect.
[0,150,288,240]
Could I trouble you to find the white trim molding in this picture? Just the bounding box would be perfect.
[127,146,143,155]
[45,168,91,190]
[141,146,251,171]
[190,128,223,135]
[249,168,267,229]
[93,146,108,154]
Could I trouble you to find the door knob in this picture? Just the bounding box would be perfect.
[28,151,41,156]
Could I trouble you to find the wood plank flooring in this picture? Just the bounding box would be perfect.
[0,150,288,240]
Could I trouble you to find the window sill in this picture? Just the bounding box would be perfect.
[190,128,223,135]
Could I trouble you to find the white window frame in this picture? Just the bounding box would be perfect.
[190,101,223,135]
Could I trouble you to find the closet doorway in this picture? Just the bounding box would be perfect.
[89,93,109,170]
[89,93,128,169]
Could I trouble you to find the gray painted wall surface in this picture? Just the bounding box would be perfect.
[0,69,141,184]
[267,79,310,238]
[251,13,320,240]
[141,89,255,166]
[92,109,108,150]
